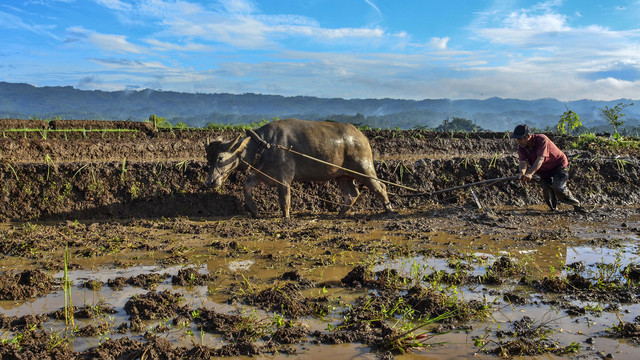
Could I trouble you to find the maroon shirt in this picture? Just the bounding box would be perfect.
[518,134,569,178]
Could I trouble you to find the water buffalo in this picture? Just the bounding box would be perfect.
[205,118,394,218]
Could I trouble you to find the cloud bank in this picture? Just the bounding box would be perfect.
[1,0,640,100]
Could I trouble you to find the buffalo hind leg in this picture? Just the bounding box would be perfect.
[243,175,262,217]
[361,177,395,213]
[277,183,291,218]
[338,178,360,215]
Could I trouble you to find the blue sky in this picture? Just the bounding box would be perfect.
[1,0,639,100]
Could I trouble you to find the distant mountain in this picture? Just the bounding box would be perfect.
[0,82,638,131]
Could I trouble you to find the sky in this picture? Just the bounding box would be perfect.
[1,0,640,101]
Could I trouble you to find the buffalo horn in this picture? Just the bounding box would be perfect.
[227,135,242,150]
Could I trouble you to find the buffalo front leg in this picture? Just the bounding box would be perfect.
[362,177,395,213]
[337,177,360,215]
[277,183,291,218]
[243,175,262,217]
[278,183,291,219]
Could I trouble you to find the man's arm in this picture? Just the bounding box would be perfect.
[522,156,545,181]
[518,160,528,177]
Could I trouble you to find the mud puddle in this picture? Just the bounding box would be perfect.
[371,239,640,359]
[2,207,640,359]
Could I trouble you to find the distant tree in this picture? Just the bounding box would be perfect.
[435,117,484,132]
[149,114,171,129]
[600,102,634,136]
[326,113,366,125]
[557,107,581,135]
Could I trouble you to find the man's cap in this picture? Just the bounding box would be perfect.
[511,124,530,139]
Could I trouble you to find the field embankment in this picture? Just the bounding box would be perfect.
[1,122,639,220]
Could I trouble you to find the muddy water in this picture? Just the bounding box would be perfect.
[1,207,639,358]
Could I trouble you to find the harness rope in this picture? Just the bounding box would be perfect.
[273,144,421,193]
[239,158,350,207]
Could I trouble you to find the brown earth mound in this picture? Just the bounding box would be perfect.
[1,124,639,221]
[0,119,48,130]
[49,120,155,132]
[245,282,316,318]
[0,155,638,221]
[0,269,57,300]
[124,290,187,321]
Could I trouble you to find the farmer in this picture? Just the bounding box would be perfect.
[511,124,582,211]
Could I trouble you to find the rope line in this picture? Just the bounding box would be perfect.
[400,175,521,197]
[274,144,421,192]
[239,158,348,207]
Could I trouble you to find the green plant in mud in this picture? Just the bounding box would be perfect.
[607,317,640,339]
[474,315,582,357]
[47,328,74,351]
[584,303,604,315]
[120,157,127,182]
[44,154,56,181]
[426,267,469,286]
[616,158,630,173]
[377,310,455,355]
[229,309,271,342]
[570,131,640,150]
[488,153,499,170]
[63,244,75,329]
[176,160,189,174]
[22,221,38,233]
[392,161,412,184]
[128,181,142,199]
[233,273,258,297]
[593,251,628,290]
[2,323,75,353]
[6,162,19,182]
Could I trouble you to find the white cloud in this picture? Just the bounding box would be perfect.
[67,26,145,54]
[93,0,132,12]
[220,0,255,14]
[13,0,640,101]
[504,11,568,31]
[464,1,640,97]
[0,10,59,39]
[364,0,382,17]
[88,57,169,71]
[428,37,449,50]
[94,0,391,50]
[144,38,212,52]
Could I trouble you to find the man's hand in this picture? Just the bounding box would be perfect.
[521,173,533,182]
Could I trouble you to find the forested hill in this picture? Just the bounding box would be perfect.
[0,82,638,131]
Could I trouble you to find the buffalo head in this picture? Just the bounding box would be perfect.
[205,135,251,187]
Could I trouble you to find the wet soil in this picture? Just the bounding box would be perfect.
[0,151,638,221]
[0,206,638,358]
[1,123,640,359]
[0,269,57,300]
[0,119,48,130]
